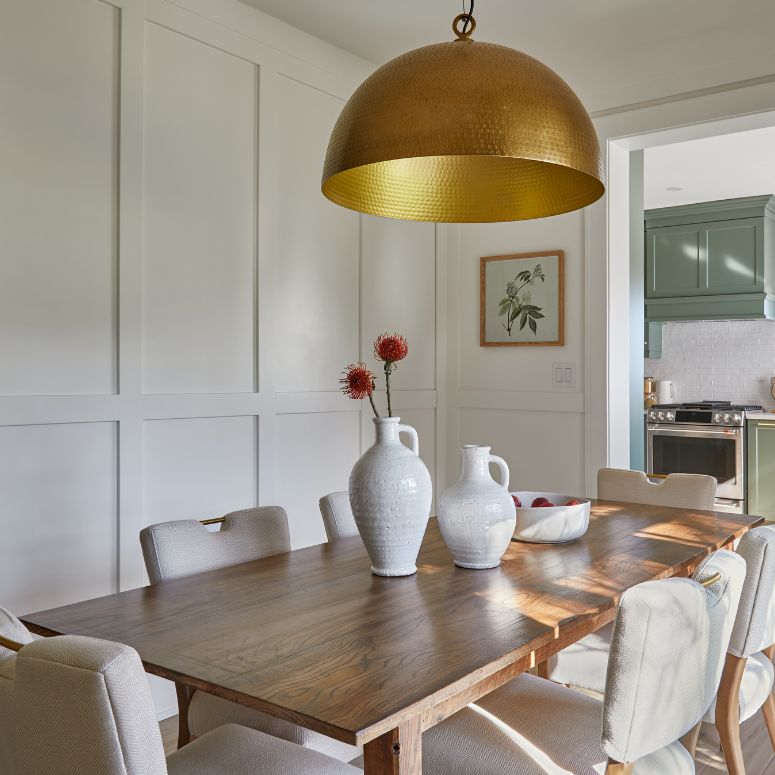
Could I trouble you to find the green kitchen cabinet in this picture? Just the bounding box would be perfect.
[645,195,775,322]
[644,321,662,359]
[747,418,775,522]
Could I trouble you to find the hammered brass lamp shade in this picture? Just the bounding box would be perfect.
[322,27,604,222]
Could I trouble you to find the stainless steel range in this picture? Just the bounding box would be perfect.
[646,400,763,513]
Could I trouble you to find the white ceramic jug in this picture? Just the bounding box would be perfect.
[349,417,432,577]
[655,380,675,404]
[437,445,517,569]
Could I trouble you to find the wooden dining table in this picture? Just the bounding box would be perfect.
[23,500,763,774]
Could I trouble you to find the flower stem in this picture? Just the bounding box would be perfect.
[367,389,380,419]
[385,362,393,417]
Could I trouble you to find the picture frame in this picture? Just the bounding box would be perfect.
[480,250,565,347]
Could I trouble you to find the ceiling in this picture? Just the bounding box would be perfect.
[240,0,775,113]
[644,126,775,210]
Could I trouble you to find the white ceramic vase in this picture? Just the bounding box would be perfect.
[437,445,516,569]
[349,417,432,577]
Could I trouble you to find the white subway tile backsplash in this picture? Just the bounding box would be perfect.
[645,320,775,408]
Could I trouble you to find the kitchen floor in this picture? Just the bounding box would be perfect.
[159,713,775,772]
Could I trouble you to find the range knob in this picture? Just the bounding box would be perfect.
[657,411,665,421]
[666,411,674,421]
[714,412,722,423]
[723,413,731,424]
[734,413,742,424]
[648,410,656,421]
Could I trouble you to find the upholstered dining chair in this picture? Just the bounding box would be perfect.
[139,507,360,762]
[548,466,718,691]
[318,492,359,542]
[0,606,35,773]
[598,467,717,510]
[6,632,360,775]
[416,549,746,775]
[140,506,291,584]
[703,525,775,775]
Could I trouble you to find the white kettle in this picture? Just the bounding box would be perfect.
[655,380,675,404]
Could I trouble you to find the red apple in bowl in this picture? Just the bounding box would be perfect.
[565,498,583,506]
[512,495,522,507]
[531,497,555,508]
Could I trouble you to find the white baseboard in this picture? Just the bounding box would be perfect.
[156,703,179,722]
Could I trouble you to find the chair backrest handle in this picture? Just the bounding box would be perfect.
[0,633,23,652]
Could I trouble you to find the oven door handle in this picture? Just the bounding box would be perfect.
[647,426,743,440]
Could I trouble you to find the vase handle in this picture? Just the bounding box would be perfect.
[398,424,420,456]
[489,454,510,490]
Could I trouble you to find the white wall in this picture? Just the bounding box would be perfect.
[0,0,440,717]
[445,216,587,497]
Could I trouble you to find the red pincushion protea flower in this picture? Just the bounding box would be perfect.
[374,333,408,363]
[340,363,375,400]
[340,363,380,418]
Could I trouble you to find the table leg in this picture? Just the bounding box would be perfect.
[175,683,194,748]
[363,717,422,774]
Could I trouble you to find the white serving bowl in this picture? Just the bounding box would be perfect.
[510,492,591,544]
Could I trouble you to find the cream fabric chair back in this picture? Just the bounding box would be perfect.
[602,549,745,764]
[318,492,359,542]
[729,525,775,658]
[14,634,168,775]
[0,607,34,773]
[598,467,716,510]
[140,506,290,584]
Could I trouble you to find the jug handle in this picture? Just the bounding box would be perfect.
[489,454,510,490]
[398,424,419,456]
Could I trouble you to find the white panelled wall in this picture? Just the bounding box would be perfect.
[445,216,587,496]
[0,0,441,716]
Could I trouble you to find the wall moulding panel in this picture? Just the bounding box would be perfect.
[455,390,584,414]
[0,0,119,397]
[0,421,119,617]
[142,21,258,395]
[457,408,585,496]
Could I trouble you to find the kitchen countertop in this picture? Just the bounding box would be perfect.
[746,412,775,421]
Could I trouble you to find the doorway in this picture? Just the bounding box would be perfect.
[602,107,775,476]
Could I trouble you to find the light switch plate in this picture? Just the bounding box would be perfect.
[552,362,576,388]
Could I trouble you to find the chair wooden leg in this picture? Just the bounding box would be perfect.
[679,720,702,758]
[175,683,194,749]
[761,694,775,753]
[605,759,634,774]
[762,645,775,752]
[715,652,747,775]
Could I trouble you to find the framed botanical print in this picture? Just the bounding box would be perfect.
[480,251,565,346]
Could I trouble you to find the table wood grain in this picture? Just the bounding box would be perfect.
[23,501,762,774]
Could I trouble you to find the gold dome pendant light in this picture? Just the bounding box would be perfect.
[321,2,604,222]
